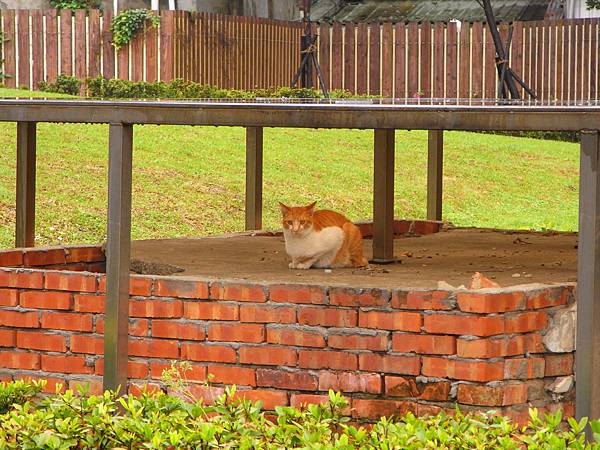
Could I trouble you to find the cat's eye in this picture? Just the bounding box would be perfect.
[299,220,306,225]
[285,220,293,226]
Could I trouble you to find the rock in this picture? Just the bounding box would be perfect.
[470,272,501,289]
[546,376,574,394]
[437,280,456,290]
[512,273,521,278]
[543,304,576,353]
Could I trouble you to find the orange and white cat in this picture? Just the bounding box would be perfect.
[279,201,369,269]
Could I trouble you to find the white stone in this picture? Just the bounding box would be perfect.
[547,376,574,394]
[543,303,576,353]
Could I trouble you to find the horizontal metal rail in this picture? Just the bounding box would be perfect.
[1,99,600,130]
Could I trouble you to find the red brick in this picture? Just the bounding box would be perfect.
[129,382,161,397]
[152,320,205,340]
[208,323,265,343]
[70,335,103,354]
[16,330,66,352]
[318,371,381,394]
[186,385,224,404]
[0,250,23,267]
[97,275,152,296]
[130,299,182,318]
[417,404,444,417]
[422,357,504,381]
[150,361,207,381]
[73,295,105,313]
[256,369,318,390]
[415,380,451,401]
[298,350,357,370]
[0,288,19,306]
[298,307,357,327]
[95,359,148,378]
[183,302,238,320]
[129,338,179,358]
[457,291,525,313]
[210,282,266,302]
[328,332,388,351]
[352,399,417,419]
[95,318,148,336]
[41,312,92,332]
[19,375,66,393]
[392,290,454,310]
[384,376,418,397]
[234,389,289,410]
[358,311,422,332]
[0,351,40,370]
[65,245,105,263]
[45,272,96,292]
[545,354,574,377]
[413,220,442,235]
[392,333,456,355]
[505,312,548,333]
[457,383,528,406]
[239,346,297,366]
[41,355,93,374]
[290,394,330,408]
[526,287,570,309]
[457,334,542,358]
[154,278,209,299]
[269,284,326,304]
[504,357,545,379]
[20,291,72,310]
[207,365,256,386]
[266,327,325,348]
[329,287,389,307]
[0,329,16,347]
[358,354,421,375]
[0,309,39,328]
[423,314,504,337]
[23,248,66,266]
[181,343,236,363]
[0,269,44,289]
[240,305,296,323]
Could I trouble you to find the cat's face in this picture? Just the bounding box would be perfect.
[279,201,316,235]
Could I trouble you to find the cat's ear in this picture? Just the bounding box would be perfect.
[278,202,290,214]
[306,201,317,213]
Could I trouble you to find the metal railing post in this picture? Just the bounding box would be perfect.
[372,128,395,263]
[245,126,263,230]
[16,122,37,248]
[427,130,443,221]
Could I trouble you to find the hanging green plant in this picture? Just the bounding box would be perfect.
[49,0,100,10]
[111,9,159,49]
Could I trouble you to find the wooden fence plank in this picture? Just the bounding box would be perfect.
[160,10,174,82]
[569,20,577,101]
[3,10,16,87]
[74,10,86,79]
[31,9,43,90]
[44,9,58,83]
[319,22,330,91]
[555,20,564,101]
[582,19,590,100]
[381,22,393,97]
[511,21,524,98]
[542,21,550,100]
[102,10,115,79]
[117,44,128,79]
[407,21,418,98]
[17,9,30,88]
[459,20,470,99]
[535,21,544,99]
[394,22,405,98]
[144,19,157,82]
[484,22,495,99]
[369,23,380,95]
[60,10,72,76]
[356,22,368,94]
[131,26,144,81]
[88,9,101,79]
[433,21,444,99]
[446,21,457,100]
[420,21,431,98]
[471,21,483,99]
[591,19,597,100]
[343,23,355,92]
[330,22,342,90]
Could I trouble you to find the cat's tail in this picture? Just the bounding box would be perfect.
[344,222,369,268]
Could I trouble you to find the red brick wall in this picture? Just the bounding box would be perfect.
[0,240,576,424]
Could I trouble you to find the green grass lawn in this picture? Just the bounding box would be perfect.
[0,89,580,249]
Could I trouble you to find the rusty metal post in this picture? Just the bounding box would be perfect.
[576,130,600,432]
[372,129,395,263]
[16,122,36,248]
[245,126,263,230]
[427,130,443,221]
[104,122,133,393]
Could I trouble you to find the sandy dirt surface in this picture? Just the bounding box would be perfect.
[129,228,578,289]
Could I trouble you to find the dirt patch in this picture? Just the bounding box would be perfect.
[130,227,578,289]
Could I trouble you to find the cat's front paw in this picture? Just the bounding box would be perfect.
[288,262,297,269]
[295,262,312,270]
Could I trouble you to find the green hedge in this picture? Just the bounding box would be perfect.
[0,378,599,449]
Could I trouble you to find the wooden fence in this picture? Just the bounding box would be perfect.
[0,9,598,101]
